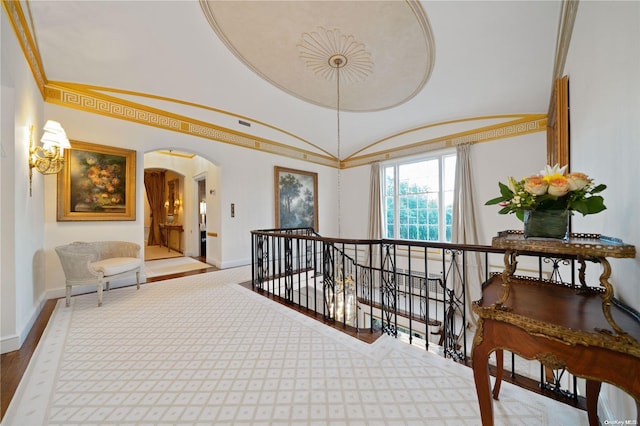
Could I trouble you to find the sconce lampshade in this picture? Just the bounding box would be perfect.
[40,120,71,153]
[28,120,71,196]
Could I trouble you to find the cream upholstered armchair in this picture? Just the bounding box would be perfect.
[55,241,142,307]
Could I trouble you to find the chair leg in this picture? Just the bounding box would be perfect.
[97,278,103,307]
[106,281,110,291]
[66,285,71,307]
[136,270,140,290]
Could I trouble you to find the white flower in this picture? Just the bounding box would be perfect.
[540,164,567,179]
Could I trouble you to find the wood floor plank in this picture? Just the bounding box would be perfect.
[1,298,57,420]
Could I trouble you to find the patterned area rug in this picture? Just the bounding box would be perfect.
[144,257,211,278]
[4,266,586,425]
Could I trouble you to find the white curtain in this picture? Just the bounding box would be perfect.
[366,162,383,268]
[451,144,484,326]
[368,162,383,241]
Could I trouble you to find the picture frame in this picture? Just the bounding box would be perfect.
[57,140,136,221]
[547,75,569,169]
[274,166,318,230]
[166,178,179,221]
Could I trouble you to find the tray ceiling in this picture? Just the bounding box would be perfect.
[19,0,561,161]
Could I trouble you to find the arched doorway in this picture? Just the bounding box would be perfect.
[143,149,220,273]
[143,168,185,260]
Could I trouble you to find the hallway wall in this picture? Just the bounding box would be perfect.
[1,9,46,353]
[563,1,640,420]
[39,103,340,300]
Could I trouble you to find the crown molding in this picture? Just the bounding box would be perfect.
[2,0,47,97]
[44,82,339,168]
[341,115,547,169]
[5,0,548,171]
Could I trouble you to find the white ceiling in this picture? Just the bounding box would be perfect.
[26,0,561,159]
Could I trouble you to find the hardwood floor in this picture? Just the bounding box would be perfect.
[0,298,57,421]
[0,258,217,421]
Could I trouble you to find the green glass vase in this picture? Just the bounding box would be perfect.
[523,209,570,240]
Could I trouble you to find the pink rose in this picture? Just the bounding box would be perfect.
[524,175,548,195]
[547,177,570,197]
[566,172,590,191]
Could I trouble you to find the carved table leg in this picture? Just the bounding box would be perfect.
[585,379,601,426]
[495,251,517,309]
[472,322,494,425]
[492,349,504,400]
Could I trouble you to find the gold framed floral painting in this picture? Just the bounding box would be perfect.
[57,141,136,221]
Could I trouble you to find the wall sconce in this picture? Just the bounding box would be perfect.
[29,120,71,196]
[165,199,181,216]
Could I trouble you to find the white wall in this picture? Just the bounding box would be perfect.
[564,1,639,420]
[472,133,547,244]
[1,9,46,352]
[340,133,547,246]
[39,102,340,286]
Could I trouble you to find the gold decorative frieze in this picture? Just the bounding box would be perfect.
[2,0,47,96]
[44,82,338,168]
[5,0,550,171]
[342,115,547,169]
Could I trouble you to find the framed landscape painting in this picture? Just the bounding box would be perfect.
[57,140,136,221]
[274,166,318,230]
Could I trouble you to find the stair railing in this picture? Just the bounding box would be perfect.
[250,228,592,405]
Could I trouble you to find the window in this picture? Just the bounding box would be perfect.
[383,152,456,242]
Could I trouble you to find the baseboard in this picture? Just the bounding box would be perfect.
[0,292,47,354]
[1,333,20,354]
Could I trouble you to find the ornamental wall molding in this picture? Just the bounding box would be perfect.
[5,0,549,170]
[341,116,547,169]
[44,83,338,168]
[3,0,46,96]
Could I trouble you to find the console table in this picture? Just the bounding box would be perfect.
[159,223,184,253]
[472,231,638,425]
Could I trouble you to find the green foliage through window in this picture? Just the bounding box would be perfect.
[384,153,456,242]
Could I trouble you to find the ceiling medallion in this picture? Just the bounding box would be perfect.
[298,27,373,84]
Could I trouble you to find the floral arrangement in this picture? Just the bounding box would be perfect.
[485,164,606,221]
